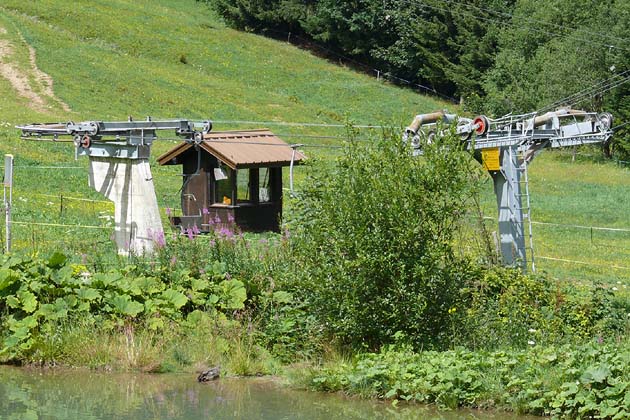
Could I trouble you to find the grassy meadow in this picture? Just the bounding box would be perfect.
[0,0,628,287]
[2,4,630,417]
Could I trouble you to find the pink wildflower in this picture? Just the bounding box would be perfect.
[154,230,166,248]
[218,227,233,238]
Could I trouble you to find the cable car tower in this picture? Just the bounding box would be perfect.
[18,118,212,254]
[403,109,614,273]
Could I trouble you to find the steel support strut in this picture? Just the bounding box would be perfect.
[492,146,527,270]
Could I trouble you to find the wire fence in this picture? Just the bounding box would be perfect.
[4,197,630,278]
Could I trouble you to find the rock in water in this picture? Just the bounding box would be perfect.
[197,366,221,382]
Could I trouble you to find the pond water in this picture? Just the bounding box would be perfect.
[0,366,538,419]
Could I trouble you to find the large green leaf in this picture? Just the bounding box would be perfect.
[161,289,188,309]
[191,278,211,292]
[134,276,162,295]
[51,265,76,286]
[47,252,67,269]
[109,295,144,317]
[92,272,123,288]
[9,315,38,332]
[217,279,247,310]
[6,295,20,309]
[52,298,69,319]
[273,291,293,304]
[75,287,101,301]
[0,268,19,292]
[580,365,612,385]
[17,290,38,313]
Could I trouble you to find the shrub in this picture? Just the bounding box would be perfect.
[286,127,485,350]
[461,266,630,349]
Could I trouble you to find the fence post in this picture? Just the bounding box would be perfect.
[4,154,13,253]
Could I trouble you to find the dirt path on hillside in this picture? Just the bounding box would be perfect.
[0,25,71,113]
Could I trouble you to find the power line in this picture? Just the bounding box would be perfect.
[212,119,385,129]
[531,220,630,233]
[157,136,347,148]
[0,165,83,169]
[11,220,111,230]
[482,216,630,234]
[538,71,630,113]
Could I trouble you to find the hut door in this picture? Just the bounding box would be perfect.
[182,167,208,216]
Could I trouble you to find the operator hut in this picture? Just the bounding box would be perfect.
[157,130,304,233]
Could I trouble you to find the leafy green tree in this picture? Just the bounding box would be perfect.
[483,0,630,157]
[286,129,485,350]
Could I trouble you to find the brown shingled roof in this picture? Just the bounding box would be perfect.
[157,129,305,169]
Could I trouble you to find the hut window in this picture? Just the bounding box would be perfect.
[237,169,251,202]
[215,167,233,205]
[259,168,270,202]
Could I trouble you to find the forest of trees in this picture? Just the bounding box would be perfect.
[202,0,630,158]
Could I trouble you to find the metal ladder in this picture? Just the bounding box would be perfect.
[516,149,536,273]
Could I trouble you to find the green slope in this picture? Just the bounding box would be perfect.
[0,0,443,255]
[0,0,628,285]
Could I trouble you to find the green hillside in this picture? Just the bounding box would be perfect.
[0,0,628,284]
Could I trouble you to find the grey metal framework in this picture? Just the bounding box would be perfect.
[17,118,213,254]
[18,118,213,159]
[404,109,614,272]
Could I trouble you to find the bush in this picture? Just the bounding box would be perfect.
[460,266,630,349]
[286,127,485,350]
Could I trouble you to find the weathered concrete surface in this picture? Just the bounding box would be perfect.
[88,157,162,254]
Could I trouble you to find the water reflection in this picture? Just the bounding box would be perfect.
[0,366,535,419]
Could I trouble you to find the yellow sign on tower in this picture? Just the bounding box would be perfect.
[482,147,500,171]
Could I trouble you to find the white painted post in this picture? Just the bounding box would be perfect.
[88,157,162,255]
[4,154,13,253]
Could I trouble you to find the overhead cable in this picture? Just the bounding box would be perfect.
[211,119,385,129]
[538,71,630,113]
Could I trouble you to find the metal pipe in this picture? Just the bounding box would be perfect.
[405,110,456,134]
[531,109,588,128]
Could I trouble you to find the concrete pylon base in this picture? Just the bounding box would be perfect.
[88,157,163,255]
